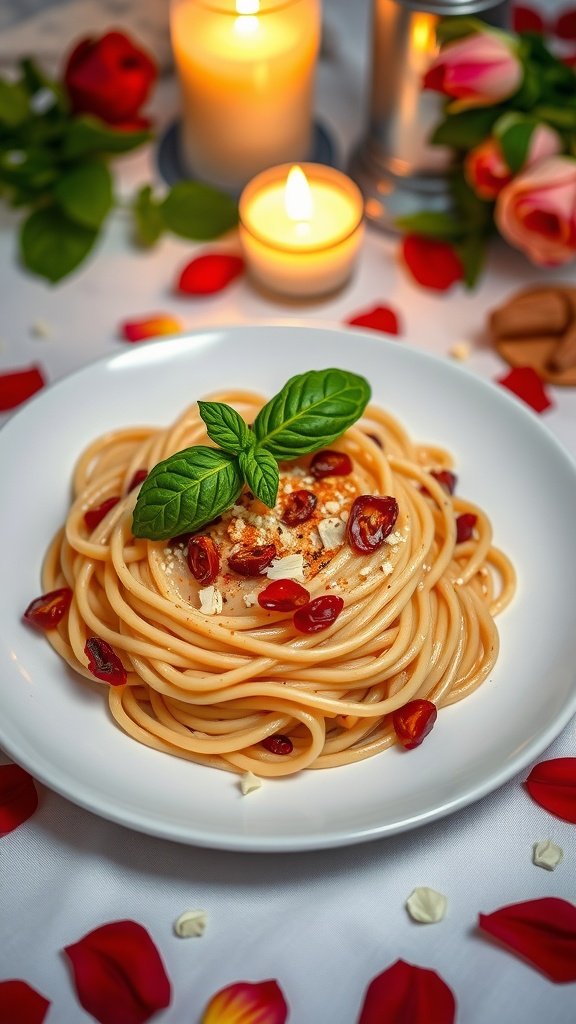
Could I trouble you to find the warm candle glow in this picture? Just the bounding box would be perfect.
[411,12,438,59]
[236,0,259,12]
[284,165,313,222]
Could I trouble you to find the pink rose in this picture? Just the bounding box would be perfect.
[495,156,576,266]
[465,123,562,200]
[423,30,523,110]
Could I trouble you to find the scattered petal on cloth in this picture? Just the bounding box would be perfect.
[176,253,245,295]
[357,959,456,1024]
[120,316,183,342]
[0,764,39,836]
[478,898,576,982]
[525,758,576,823]
[496,366,553,412]
[555,10,576,41]
[201,980,288,1024]
[512,5,546,34]
[0,365,45,412]
[401,236,464,292]
[346,304,401,336]
[63,920,171,1024]
[0,980,50,1024]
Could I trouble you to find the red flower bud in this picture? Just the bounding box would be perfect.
[63,31,157,129]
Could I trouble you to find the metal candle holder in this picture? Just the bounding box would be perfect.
[349,0,511,231]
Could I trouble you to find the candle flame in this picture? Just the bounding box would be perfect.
[284,166,313,223]
[236,0,259,13]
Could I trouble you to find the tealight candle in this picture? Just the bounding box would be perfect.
[239,163,365,298]
[170,0,321,191]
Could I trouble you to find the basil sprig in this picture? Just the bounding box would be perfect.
[132,368,370,540]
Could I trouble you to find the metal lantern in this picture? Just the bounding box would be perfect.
[349,0,511,230]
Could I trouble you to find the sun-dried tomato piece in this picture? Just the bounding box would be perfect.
[187,536,220,585]
[84,637,127,686]
[392,699,437,749]
[456,512,477,543]
[24,587,72,630]
[281,489,317,526]
[258,579,310,611]
[84,497,120,531]
[262,735,293,755]
[127,468,148,492]
[293,595,344,634]
[347,495,399,554]
[228,544,277,577]
[430,469,457,494]
[310,450,353,478]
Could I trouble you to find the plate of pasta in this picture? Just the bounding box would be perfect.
[1,324,576,851]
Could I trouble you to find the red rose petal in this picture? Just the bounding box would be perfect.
[401,235,464,292]
[176,253,245,295]
[497,366,553,413]
[555,9,576,40]
[525,757,576,822]
[513,5,547,34]
[120,316,183,342]
[358,959,456,1024]
[0,980,50,1024]
[64,919,171,1024]
[0,365,45,412]
[479,898,576,982]
[201,979,288,1024]
[346,304,401,336]
[0,764,39,835]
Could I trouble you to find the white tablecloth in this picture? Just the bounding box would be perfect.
[1,2,575,1021]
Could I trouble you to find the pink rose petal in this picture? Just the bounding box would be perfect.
[525,757,576,822]
[496,366,553,412]
[0,764,39,835]
[357,959,456,1024]
[479,898,576,982]
[0,365,45,411]
[176,253,245,295]
[64,919,171,1023]
[346,304,401,336]
[0,980,50,1023]
[201,980,288,1024]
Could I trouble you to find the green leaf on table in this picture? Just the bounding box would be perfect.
[435,16,483,45]
[395,210,463,241]
[253,368,371,461]
[20,205,98,283]
[61,115,150,159]
[198,401,253,455]
[133,185,164,247]
[431,107,501,150]
[132,446,243,540]
[239,448,279,508]
[493,113,536,174]
[161,182,238,240]
[0,81,29,127]
[54,161,113,229]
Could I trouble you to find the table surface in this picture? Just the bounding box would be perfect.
[1,2,575,1021]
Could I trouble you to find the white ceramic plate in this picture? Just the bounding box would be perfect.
[1,325,576,852]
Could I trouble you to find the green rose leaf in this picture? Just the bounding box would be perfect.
[253,368,371,460]
[133,185,164,247]
[494,113,536,174]
[198,401,253,455]
[0,81,29,126]
[61,115,150,159]
[132,446,243,540]
[456,233,488,289]
[20,205,98,283]
[161,182,239,240]
[431,107,501,150]
[395,210,464,241]
[239,448,279,508]
[435,17,484,46]
[53,160,113,229]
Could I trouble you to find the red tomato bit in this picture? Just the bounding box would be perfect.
[310,450,353,478]
[258,579,310,611]
[456,513,477,543]
[262,735,293,755]
[392,699,437,749]
[187,536,220,585]
[24,587,72,630]
[281,489,317,526]
[430,469,457,494]
[293,595,344,634]
[84,636,127,686]
[228,544,277,577]
[347,495,399,554]
[127,468,148,492]
[84,497,120,531]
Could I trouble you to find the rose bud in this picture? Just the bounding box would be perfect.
[423,29,523,111]
[63,30,157,129]
[495,155,576,267]
[465,124,562,201]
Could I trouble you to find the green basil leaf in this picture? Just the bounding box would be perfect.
[133,185,164,247]
[20,206,98,283]
[53,160,113,229]
[239,448,279,508]
[132,446,243,540]
[161,182,238,240]
[395,210,464,241]
[198,401,253,455]
[61,115,150,159]
[253,368,371,460]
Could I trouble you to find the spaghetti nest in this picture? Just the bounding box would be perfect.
[41,389,516,777]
